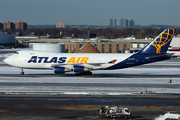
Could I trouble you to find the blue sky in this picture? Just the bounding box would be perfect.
[0,0,180,26]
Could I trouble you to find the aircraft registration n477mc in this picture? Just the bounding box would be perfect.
[4,28,176,75]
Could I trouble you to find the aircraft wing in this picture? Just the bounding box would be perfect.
[51,59,117,70]
[51,63,103,67]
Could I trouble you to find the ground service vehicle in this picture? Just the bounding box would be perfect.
[153,111,180,120]
[99,106,131,118]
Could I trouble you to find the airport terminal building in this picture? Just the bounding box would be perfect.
[62,41,131,53]
[28,39,134,53]
[28,38,151,53]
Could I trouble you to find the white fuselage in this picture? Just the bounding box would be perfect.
[4,51,133,71]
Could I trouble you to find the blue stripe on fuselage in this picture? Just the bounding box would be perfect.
[105,53,171,70]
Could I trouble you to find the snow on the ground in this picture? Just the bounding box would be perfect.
[1,56,180,94]
[0,48,33,51]
[0,86,179,94]
[0,76,179,84]
[0,66,180,75]
[0,66,180,84]
[0,66,180,94]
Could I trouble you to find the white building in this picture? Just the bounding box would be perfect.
[31,43,65,53]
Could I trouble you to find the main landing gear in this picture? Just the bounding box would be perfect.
[75,71,92,76]
[20,68,24,75]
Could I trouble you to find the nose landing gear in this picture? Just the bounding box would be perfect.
[20,68,24,75]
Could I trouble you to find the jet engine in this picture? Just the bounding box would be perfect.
[54,67,65,73]
[74,66,84,73]
[73,65,90,73]
[54,67,71,73]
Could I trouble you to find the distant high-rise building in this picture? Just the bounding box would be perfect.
[129,19,135,28]
[120,18,135,28]
[0,21,27,30]
[109,18,116,27]
[109,19,113,27]
[112,18,116,27]
[120,19,123,28]
[56,21,66,28]
[123,18,128,28]
[120,18,128,28]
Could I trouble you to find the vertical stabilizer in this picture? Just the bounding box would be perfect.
[139,28,176,54]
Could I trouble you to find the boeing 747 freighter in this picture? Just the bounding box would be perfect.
[4,28,176,75]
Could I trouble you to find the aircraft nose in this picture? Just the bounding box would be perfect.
[4,57,11,64]
[4,55,16,66]
[4,54,21,67]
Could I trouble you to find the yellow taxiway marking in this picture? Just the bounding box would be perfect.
[133,106,161,120]
[144,106,161,108]
[0,110,9,113]
[0,110,11,120]
[0,115,11,120]
[63,105,97,109]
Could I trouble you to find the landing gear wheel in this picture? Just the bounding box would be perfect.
[88,71,92,75]
[20,68,24,75]
[84,71,92,75]
[75,73,81,76]
[75,71,92,76]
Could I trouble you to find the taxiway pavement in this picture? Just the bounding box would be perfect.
[0,94,180,120]
[1,50,180,119]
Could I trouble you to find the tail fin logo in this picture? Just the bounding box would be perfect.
[151,28,175,54]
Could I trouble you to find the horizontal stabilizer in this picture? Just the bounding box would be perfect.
[145,53,174,60]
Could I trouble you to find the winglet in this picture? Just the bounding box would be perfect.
[138,28,176,54]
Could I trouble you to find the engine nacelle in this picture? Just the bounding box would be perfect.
[74,66,84,73]
[54,67,65,73]
[73,66,91,73]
